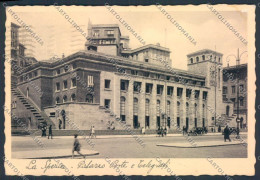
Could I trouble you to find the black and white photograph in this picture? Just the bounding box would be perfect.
[3,3,256,177]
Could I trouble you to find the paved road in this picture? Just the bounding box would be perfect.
[12,134,247,158]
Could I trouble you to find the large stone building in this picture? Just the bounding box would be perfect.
[11,22,245,133]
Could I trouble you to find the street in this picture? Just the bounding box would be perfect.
[12,133,247,158]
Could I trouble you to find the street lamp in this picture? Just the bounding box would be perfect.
[226,49,247,139]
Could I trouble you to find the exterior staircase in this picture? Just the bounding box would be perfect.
[218,114,237,127]
[11,85,55,129]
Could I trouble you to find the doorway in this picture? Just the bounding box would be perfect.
[133,115,138,129]
[186,118,189,130]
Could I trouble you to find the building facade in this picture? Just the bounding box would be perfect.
[11,22,245,132]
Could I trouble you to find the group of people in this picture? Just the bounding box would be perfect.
[41,124,53,139]
[157,127,168,137]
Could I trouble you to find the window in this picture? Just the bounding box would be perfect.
[120,97,126,119]
[232,86,236,94]
[231,98,236,107]
[177,88,183,97]
[203,91,208,100]
[212,117,214,121]
[202,55,205,61]
[218,57,221,63]
[86,94,94,103]
[121,80,126,91]
[190,58,193,64]
[186,89,192,98]
[156,100,160,116]
[195,90,200,99]
[121,115,126,122]
[34,71,38,77]
[145,116,150,128]
[167,86,173,96]
[146,83,153,94]
[57,69,61,75]
[63,95,67,103]
[106,30,114,36]
[56,82,60,91]
[131,70,138,75]
[71,94,76,101]
[145,58,149,62]
[196,56,199,62]
[133,98,138,115]
[105,79,111,89]
[56,97,60,104]
[157,116,160,128]
[157,85,163,95]
[167,117,171,128]
[166,76,171,81]
[105,99,111,109]
[167,101,170,116]
[134,82,141,92]
[143,72,150,77]
[240,98,244,106]
[63,80,68,89]
[177,117,180,127]
[88,75,94,87]
[155,74,161,79]
[223,86,228,94]
[145,99,150,116]
[71,78,76,87]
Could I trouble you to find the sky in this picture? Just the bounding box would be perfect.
[7,5,249,70]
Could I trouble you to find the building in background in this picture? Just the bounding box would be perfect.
[222,63,247,129]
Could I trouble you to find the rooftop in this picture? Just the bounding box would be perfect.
[187,49,223,57]
[22,50,206,82]
[122,44,171,54]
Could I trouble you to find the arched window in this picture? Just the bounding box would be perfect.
[186,102,189,117]
[194,103,197,117]
[133,98,138,115]
[196,56,199,62]
[71,94,76,102]
[167,101,170,116]
[190,58,193,64]
[145,99,150,116]
[86,94,93,103]
[120,97,126,115]
[177,101,181,117]
[156,100,160,116]
[202,55,205,60]
[56,97,60,104]
[63,95,67,103]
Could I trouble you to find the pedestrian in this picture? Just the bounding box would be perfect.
[89,126,92,138]
[72,134,85,159]
[59,119,62,129]
[141,127,145,135]
[164,127,167,137]
[161,127,164,137]
[42,125,47,137]
[224,125,231,142]
[218,125,221,132]
[157,127,161,137]
[91,126,96,138]
[48,125,53,139]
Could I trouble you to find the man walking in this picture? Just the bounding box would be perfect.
[48,125,53,139]
[224,125,231,142]
[72,134,85,159]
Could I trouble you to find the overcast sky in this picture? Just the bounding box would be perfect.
[7,5,248,70]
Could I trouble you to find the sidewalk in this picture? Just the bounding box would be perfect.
[157,139,247,148]
[12,149,99,159]
[31,132,247,140]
